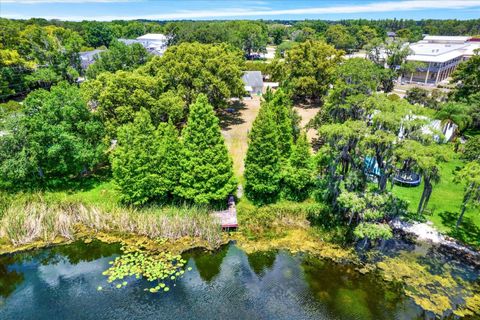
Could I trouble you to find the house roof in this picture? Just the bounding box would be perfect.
[242,71,263,88]
[407,40,480,63]
[423,35,470,43]
[79,49,104,60]
[118,39,141,45]
[137,33,167,41]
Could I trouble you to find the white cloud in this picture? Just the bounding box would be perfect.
[3,0,480,20]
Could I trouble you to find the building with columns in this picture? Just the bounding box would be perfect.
[404,36,480,85]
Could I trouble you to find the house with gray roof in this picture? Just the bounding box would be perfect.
[242,71,263,97]
[79,49,105,70]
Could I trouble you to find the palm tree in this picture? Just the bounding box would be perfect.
[435,102,472,136]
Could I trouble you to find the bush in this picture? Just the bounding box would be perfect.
[462,136,480,162]
[237,200,328,238]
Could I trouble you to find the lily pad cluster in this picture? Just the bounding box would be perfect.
[101,240,192,294]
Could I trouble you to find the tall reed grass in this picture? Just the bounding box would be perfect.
[0,199,222,247]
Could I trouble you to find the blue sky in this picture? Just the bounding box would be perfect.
[2,0,480,21]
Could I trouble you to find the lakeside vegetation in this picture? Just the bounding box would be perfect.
[0,16,480,318]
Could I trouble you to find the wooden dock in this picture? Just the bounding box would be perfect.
[212,196,238,230]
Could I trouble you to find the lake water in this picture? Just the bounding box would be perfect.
[0,240,477,320]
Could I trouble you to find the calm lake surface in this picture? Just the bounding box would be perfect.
[0,240,477,320]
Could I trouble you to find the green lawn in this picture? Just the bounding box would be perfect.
[392,153,480,247]
[43,179,120,209]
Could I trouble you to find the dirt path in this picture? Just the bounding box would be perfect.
[220,97,261,177]
[293,106,320,143]
[220,99,320,178]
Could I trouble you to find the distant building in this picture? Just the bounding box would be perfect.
[403,35,480,85]
[79,49,105,69]
[242,71,264,96]
[118,33,168,56]
[387,31,396,38]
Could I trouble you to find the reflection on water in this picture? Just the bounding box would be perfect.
[0,240,477,320]
[0,256,24,299]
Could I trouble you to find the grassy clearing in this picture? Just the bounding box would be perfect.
[0,198,222,248]
[219,98,261,177]
[392,152,480,247]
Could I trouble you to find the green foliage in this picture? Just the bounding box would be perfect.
[165,21,268,57]
[462,136,480,162]
[268,24,288,45]
[140,42,245,108]
[245,103,281,205]
[81,71,182,139]
[451,53,480,101]
[112,110,180,205]
[435,102,473,133]
[20,25,83,84]
[0,49,35,100]
[86,40,151,79]
[103,241,189,294]
[353,223,393,240]
[281,132,314,202]
[237,199,326,238]
[0,82,105,188]
[268,89,294,158]
[0,100,21,125]
[83,21,115,48]
[454,161,480,228]
[324,24,357,52]
[280,40,343,103]
[405,87,429,105]
[176,94,236,205]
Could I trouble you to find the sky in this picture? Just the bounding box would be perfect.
[1,0,480,21]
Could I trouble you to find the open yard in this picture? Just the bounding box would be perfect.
[219,98,321,177]
[219,97,262,177]
[392,153,480,247]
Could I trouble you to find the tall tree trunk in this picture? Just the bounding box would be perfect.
[417,177,430,215]
[456,185,472,229]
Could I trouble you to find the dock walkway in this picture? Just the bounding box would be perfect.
[212,196,238,229]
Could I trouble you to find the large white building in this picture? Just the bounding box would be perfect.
[404,35,480,85]
[119,33,168,56]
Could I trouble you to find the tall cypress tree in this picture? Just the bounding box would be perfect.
[244,102,281,205]
[269,89,294,159]
[112,110,181,205]
[281,131,314,201]
[176,94,236,205]
[155,121,182,201]
[112,109,158,205]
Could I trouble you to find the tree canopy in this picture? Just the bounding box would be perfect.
[140,42,245,108]
[176,94,236,205]
[86,40,151,79]
[0,82,104,188]
[279,40,343,103]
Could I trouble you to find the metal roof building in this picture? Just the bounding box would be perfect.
[404,36,480,85]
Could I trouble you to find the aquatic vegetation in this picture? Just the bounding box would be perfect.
[0,200,223,249]
[237,229,357,263]
[102,239,189,294]
[376,255,480,318]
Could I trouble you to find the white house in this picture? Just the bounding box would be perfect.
[404,36,480,85]
[118,33,168,56]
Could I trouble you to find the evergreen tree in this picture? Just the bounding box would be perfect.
[281,132,314,201]
[176,94,236,205]
[245,102,281,205]
[269,89,294,158]
[112,110,180,205]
